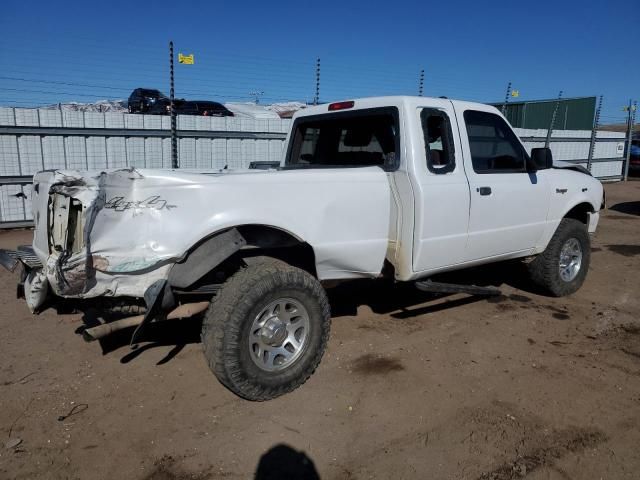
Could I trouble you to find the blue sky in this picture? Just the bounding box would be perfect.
[0,0,637,121]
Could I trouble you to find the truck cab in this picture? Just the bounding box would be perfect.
[286,97,601,281]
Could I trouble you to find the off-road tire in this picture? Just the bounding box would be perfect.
[528,218,591,297]
[201,257,331,401]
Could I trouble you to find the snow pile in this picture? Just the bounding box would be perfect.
[42,100,127,113]
[224,101,307,119]
[224,102,280,119]
[266,102,307,118]
[35,99,307,118]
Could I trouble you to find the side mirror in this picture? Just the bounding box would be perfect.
[529,147,553,171]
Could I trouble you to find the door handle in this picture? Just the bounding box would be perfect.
[478,187,492,196]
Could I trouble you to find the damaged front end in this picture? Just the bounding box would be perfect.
[1,169,168,313]
[30,169,173,311]
[39,169,174,302]
[1,168,246,340]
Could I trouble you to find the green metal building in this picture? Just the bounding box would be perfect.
[490,96,596,130]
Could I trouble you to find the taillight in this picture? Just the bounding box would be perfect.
[328,101,354,111]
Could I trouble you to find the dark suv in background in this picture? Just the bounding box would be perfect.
[148,99,234,117]
[127,88,168,113]
[128,89,233,117]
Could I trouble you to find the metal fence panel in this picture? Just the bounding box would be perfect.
[0,135,20,175]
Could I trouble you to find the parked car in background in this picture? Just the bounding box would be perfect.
[127,88,168,113]
[148,99,234,117]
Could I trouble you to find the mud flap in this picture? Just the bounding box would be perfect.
[0,249,19,272]
[130,279,175,346]
[0,246,42,273]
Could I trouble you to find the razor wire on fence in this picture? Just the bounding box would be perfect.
[1,33,636,115]
[0,34,526,107]
[0,35,636,227]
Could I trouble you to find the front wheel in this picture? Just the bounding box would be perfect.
[527,218,591,297]
[201,258,330,401]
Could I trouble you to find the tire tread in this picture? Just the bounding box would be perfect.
[201,257,330,401]
[528,218,591,297]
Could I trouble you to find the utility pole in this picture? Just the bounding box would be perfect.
[545,90,563,148]
[313,57,321,105]
[501,81,512,115]
[249,91,264,104]
[586,95,603,173]
[623,99,637,181]
[169,41,178,169]
[418,69,424,96]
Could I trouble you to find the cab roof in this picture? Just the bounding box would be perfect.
[293,96,501,119]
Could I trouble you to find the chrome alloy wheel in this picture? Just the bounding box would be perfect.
[559,237,583,282]
[249,298,310,372]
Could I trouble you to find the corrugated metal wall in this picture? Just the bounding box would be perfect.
[0,108,290,175]
[0,107,291,225]
[496,97,597,130]
[515,128,626,179]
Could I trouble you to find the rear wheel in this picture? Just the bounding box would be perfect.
[528,218,591,296]
[201,258,330,401]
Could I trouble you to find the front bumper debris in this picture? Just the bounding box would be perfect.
[0,245,42,272]
[0,245,47,312]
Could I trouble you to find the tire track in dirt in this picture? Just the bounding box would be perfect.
[477,427,606,479]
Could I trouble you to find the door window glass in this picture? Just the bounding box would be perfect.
[420,109,455,174]
[464,110,527,173]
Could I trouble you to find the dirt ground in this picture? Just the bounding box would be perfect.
[1,180,639,480]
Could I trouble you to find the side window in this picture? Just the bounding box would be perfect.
[420,109,455,174]
[463,110,527,173]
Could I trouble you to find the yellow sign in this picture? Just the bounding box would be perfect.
[178,53,194,65]
[511,90,520,98]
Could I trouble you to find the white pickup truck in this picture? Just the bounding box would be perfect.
[0,96,604,400]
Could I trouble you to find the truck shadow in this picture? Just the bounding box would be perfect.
[328,259,544,319]
[609,201,640,216]
[76,260,541,363]
[327,279,479,318]
[76,312,203,363]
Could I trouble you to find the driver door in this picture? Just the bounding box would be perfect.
[455,107,551,261]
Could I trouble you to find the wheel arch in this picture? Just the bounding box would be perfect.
[236,224,317,276]
[536,199,596,254]
[169,224,318,290]
[562,201,596,225]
